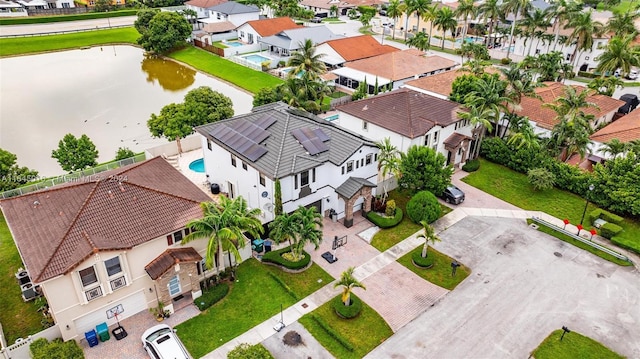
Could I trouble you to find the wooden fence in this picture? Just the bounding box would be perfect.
[193,39,224,57]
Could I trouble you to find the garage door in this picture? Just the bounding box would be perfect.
[305,200,321,214]
[73,290,147,336]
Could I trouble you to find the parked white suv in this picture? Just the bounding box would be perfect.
[627,69,638,80]
[142,324,192,359]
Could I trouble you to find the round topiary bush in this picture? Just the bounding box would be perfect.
[412,251,435,268]
[333,294,363,319]
[462,159,480,172]
[406,190,442,224]
[501,57,512,65]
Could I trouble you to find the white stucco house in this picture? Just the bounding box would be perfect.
[0,157,250,342]
[0,0,27,16]
[15,0,74,9]
[195,102,379,227]
[588,109,640,163]
[200,1,259,28]
[185,0,227,19]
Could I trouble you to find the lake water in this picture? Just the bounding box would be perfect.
[0,45,254,176]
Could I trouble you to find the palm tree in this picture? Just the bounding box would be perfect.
[547,0,581,51]
[464,75,513,135]
[268,211,297,253]
[387,0,403,40]
[587,76,625,96]
[543,86,598,119]
[478,0,501,47]
[606,11,639,37]
[422,3,439,50]
[183,197,263,274]
[519,8,550,56]
[457,104,493,159]
[501,0,532,59]
[292,206,323,259]
[459,42,489,64]
[403,0,416,41]
[330,4,338,17]
[334,267,366,306]
[407,31,430,51]
[434,6,457,49]
[375,137,400,199]
[417,220,441,258]
[566,10,604,75]
[412,0,432,33]
[601,139,628,159]
[287,39,326,81]
[595,35,640,78]
[500,64,540,116]
[507,120,541,149]
[455,0,476,42]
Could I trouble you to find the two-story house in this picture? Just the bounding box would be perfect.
[195,102,379,227]
[588,110,640,163]
[0,157,250,342]
[185,0,227,20]
[201,1,259,28]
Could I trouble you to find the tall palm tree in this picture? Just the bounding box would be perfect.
[457,104,493,159]
[459,42,489,63]
[587,76,625,96]
[434,6,457,49]
[455,0,476,42]
[566,10,604,75]
[411,0,432,34]
[268,211,297,253]
[519,8,550,56]
[183,197,263,274]
[601,139,628,159]
[422,3,439,50]
[464,76,513,135]
[387,0,403,40]
[595,35,640,78]
[375,137,400,199]
[403,0,416,41]
[543,86,598,119]
[500,63,540,114]
[287,39,326,81]
[507,120,541,149]
[501,0,532,59]
[478,0,501,47]
[417,220,441,258]
[334,267,366,306]
[547,0,581,51]
[606,11,639,37]
[293,206,323,259]
[407,31,430,51]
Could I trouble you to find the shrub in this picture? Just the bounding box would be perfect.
[332,294,363,319]
[372,196,387,212]
[385,199,396,217]
[194,283,229,311]
[366,208,403,228]
[578,71,598,78]
[500,57,512,65]
[30,338,84,359]
[527,167,556,191]
[261,246,311,269]
[412,251,435,268]
[589,208,623,224]
[277,60,286,68]
[611,236,640,255]
[228,343,274,359]
[309,313,354,351]
[406,191,441,224]
[462,159,480,172]
[114,147,136,161]
[599,222,623,239]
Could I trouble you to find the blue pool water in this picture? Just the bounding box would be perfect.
[226,41,243,47]
[281,67,305,78]
[455,36,484,44]
[244,54,270,64]
[189,158,205,173]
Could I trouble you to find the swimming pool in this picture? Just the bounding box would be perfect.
[281,67,305,78]
[189,158,205,173]
[243,54,270,64]
[226,41,243,47]
[455,36,484,44]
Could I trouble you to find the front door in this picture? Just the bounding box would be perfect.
[168,275,181,297]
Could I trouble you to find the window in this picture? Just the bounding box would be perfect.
[360,159,364,167]
[167,229,186,245]
[346,161,354,173]
[259,173,265,186]
[342,166,345,175]
[433,131,439,144]
[79,267,98,287]
[231,154,237,167]
[105,257,122,277]
[173,230,183,243]
[375,154,378,162]
[363,121,368,130]
[366,154,372,165]
[565,53,571,61]
[207,140,212,151]
[312,168,316,182]
[356,161,359,169]
[242,162,248,171]
[62,2,70,7]
[300,171,309,186]
[424,134,430,146]
[240,31,244,37]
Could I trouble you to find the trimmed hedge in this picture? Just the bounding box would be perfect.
[366,208,403,228]
[462,159,480,172]
[600,222,623,239]
[412,251,436,268]
[500,58,512,65]
[332,294,363,319]
[261,247,311,270]
[194,283,229,311]
[589,208,623,225]
[611,236,640,255]
[309,313,355,351]
[30,338,84,359]
[267,271,299,300]
[406,191,441,224]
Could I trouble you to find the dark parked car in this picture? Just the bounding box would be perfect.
[618,94,639,114]
[441,185,465,205]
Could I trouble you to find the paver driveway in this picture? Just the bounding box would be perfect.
[366,216,640,359]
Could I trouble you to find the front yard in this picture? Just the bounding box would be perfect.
[531,329,624,359]
[397,246,471,290]
[176,258,333,358]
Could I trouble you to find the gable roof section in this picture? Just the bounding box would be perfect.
[322,35,399,62]
[260,26,343,50]
[517,82,625,130]
[202,21,237,33]
[195,102,376,179]
[590,110,640,143]
[209,1,258,13]
[145,248,203,280]
[336,177,376,198]
[404,67,500,98]
[337,88,465,138]
[186,0,226,9]
[344,50,457,81]
[244,17,302,37]
[0,157,211,283]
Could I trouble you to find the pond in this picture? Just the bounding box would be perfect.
[0,45,254,177]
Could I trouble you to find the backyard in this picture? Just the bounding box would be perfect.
[532,329,624,359]
[175,258,333,358]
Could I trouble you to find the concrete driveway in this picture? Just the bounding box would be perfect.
[366,216,640,359]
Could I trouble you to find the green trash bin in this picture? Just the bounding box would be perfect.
[96,323,110,342]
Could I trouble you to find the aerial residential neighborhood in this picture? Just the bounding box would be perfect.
[0,1,639,359]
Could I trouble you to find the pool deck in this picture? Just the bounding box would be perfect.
[171,149,220,200]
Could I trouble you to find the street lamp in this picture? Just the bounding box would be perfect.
[579,184,595,225]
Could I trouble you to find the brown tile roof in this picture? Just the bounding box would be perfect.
[590,110,640,143]
[337,88,465,138]
[0,157,211,283]
[323,35,399,62]
[245,17,302,37]
[404,67,500,98]
[185,0,226,8]
[516,82,625,130]
[145,248,203,280]
[443,132,472,148]
[345,50,457,81]
[203,21,237,33]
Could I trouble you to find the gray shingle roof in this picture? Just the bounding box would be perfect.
[195,102,376,179]
[259,26,344,50]
[336,177,376,198]
[208,1,258,14]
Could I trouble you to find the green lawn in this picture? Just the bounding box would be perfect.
[370,190,452,252]
[462,158,640,253]
[176,258,333,358]
[531,329,624,359]
[397,246,471,290]
[168,47,283,94]
[0,27,139,57]
[298,295,393,359]
[0,214,44,343]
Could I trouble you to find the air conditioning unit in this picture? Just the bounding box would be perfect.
[110,276,126,291]
[15,270,30,285]
[85,287,103,302]
[21,283,37,301]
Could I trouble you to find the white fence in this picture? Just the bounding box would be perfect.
[144,135,202,158]
[229,55,264,71]
[0,325,61,359]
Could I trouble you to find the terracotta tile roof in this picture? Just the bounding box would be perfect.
[404,67,500,98]
[337,88,465,138]
[323,35,399,62]
[185,0,226,9]
[516,82,625,130]
[345,50,457,81]
[203,21,237,33]
[0,157,211,283]
[590,110,640,143]
[300,0,353,9]
[145,248,203,280]
[443,132,472,148]
[245,17,302,37]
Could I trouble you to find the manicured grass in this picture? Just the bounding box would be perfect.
[370,190,452,252]
[462,158,640,252]
[397,246,471,290]
[298,295,393,359]
[176,258,332,358]
[531,329,624,359]
[0,214,44,343]
[168,47,283,94]
[0,9,137,25]
[0,27,139,57]
[528,220,632,266]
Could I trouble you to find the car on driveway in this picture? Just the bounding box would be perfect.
[142,324,192,359]
[618,93,639,114]
[441,185,465,205]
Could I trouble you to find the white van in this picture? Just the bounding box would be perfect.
[627,69,638,80]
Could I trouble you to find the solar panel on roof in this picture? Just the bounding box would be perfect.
[313,128,330,142]
[210,123,268,162]
[254,114,277,129]
[291,127,330,155]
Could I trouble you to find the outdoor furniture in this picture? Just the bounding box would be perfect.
[96,322,110,342]
[85,329,98,347]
